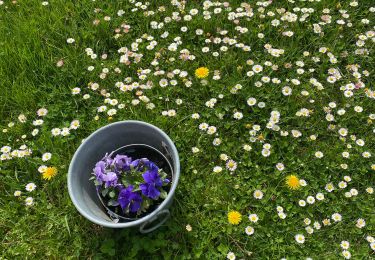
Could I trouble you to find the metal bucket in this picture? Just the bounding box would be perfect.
[67,121,180,233]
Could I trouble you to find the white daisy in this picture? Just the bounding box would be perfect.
[245,226,254,235]
[295,234,305,244]
[226,252,236,260]
[25,183,36,192]
[249,214,259,223]
[213,166,222,173]
[356,218,366,228]
[332,213,342,222]
[25,197,34,206]
[253,190,263,200]
[306,196,315,204]
[42,152,52,162]
[340,241,350,250]
[342,250,351,259]
[67,38,75,44]
[51,128,61,136]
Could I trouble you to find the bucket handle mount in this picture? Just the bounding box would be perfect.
[139,209,170,233]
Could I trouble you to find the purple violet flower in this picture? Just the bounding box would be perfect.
[139,169,163,199]
[145,160,158,172]
[94,160,118,188]
[130,159,141,169]
[102,171,118,188]
[118,185,142,213]
[92,151,171,217]
[131,158,159,172]
[102,153,113,166]
[94,161,106,185]
[112,154,132,171]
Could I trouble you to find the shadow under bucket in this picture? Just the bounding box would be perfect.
[67,121,180,233]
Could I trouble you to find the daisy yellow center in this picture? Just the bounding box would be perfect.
[286,175,301,190]
[43,167,58,180]
[195,67,209,78]
[228,211,242,225]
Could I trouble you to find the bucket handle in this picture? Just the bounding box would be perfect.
[139,209,170,234]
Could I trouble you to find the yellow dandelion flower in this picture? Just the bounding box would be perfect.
[228,211,242,225]
[195,67,209,79]
[42,167,58,180]
[286,175,301,190]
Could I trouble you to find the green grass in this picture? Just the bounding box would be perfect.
[0,0,374,259]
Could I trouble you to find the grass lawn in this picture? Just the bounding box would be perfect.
[0,0,374,258]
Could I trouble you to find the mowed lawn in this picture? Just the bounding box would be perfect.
[0,0,374,259]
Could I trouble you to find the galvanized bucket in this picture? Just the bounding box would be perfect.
[67,121,180,233]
